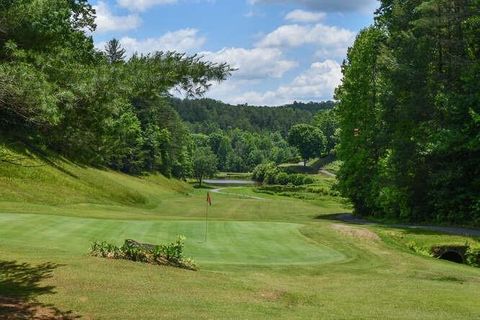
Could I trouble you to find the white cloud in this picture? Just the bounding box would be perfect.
[210,60,342,105]
[96,29,206,56]
[256,23,355,50]
[117,0,178,12]
[285,9,325,23]
[201,47,297,80]
[93,1,141,33]
[249,0,377,13]
[279,59,342,99]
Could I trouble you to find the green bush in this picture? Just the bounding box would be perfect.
[90,236,197,270]
[264,168,278,184]
[275,172,289,185]
[252,163,316,187]
[466,247,480,267]
[290,174,304,186]
[252,162,277,182]
[303,176,315,185]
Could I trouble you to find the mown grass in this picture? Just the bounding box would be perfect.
[1,144,480,319]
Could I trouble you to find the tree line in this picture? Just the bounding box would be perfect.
[0,0,232,178]
[170,98,335,136]
[187,107,339,176]
[336,0,480,225]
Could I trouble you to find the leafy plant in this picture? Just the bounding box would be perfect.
[90,236,197,271]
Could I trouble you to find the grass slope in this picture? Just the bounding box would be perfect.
[1,144,480,319]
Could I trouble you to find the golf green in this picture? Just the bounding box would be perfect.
[0,213,345,266]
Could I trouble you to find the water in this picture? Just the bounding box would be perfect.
[204,179,255,186]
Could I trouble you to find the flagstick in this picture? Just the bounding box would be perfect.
[204,193,209,243]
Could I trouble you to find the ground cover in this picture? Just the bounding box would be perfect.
[1,147,480,319]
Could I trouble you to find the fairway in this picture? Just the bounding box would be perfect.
[0,161,479,319]
[0,213,345,265]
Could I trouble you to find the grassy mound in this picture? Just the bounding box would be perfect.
[0,140,190,210]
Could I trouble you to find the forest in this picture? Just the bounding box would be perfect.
[170,98,334,135]
[0,0,337,180]
[0,0,479,226]
[0,0,231,178]
[177,99,337,173]
[336,0,480,225]
[1,1,480,319]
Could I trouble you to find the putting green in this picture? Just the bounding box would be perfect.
[0,213,345,266]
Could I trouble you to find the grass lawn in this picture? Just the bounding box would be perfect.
[1,151,480,319]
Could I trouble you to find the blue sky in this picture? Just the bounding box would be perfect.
[92,0,378,105]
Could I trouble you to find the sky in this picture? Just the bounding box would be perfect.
[92,0,379,106]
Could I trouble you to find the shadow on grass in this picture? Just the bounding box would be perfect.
[315,213,365,223]
[0,260,80,319]
[315,213,480,238]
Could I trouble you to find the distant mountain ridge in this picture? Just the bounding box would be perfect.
[170,98,335,135]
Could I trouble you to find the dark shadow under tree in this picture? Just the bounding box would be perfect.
[0,260,79,319]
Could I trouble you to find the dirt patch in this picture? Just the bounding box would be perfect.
[259,290,286,302]
[331,224,380,241]
[0,297,79,320]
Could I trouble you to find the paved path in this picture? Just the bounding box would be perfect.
[337,214,480,237]
[211,187,265,200]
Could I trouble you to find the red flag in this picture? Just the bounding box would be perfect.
[207,192,212,206]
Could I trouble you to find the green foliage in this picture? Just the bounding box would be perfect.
[104,38,126,64]
[193,147,218,186]
[90,237,197,271]
[255,175,341,200]
[252,162,279,183]
[324,160,343,175]
[313,110,339,154]
[275,172,289,185]
[466,247,480,268]
[288,124,327,166]
[336,1,480,225]
[0,0,232,178]
[336,26,385,216]
[191,129,297,173]
[252,163,315,186]
[171,98,335,136]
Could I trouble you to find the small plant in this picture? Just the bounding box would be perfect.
[160,236,185,262]
[465,247,480,267]
[90,241,123,259]
[406,241,433,257]
[89,236,197,270]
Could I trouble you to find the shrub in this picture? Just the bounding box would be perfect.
[252,163,272,182]
[90,236,197,270]
[303,176,315,185]
[275,172,289,185]
[90,241,123,259]
[264,168,278,184]
[466,247,480,267]
[252,163,316,186]
[291,174,306,186]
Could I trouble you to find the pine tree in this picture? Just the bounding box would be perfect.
[105,38,126,63]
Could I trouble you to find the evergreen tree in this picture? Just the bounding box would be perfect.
[105,38,126,64]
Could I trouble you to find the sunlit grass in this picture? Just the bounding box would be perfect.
[0,144,480,319]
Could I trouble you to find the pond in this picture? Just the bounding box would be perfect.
[204,179,256,186]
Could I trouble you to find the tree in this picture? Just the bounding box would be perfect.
[0,0,233,180]
[336,0,480,225]
[335,27,385,216]
[105,38,126,64]
[288,124,326,166]
[193,147,217,186]
[313,110,338,154]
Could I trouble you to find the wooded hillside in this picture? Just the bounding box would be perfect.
[336,0,480,225]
